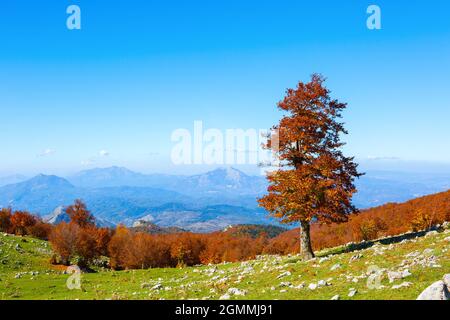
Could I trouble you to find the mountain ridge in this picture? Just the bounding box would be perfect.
[1,166,449,232]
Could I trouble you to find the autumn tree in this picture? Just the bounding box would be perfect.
[258,74,362,260]
[0,208,12,233]
[66,199,95,228]
[49,222,104,267]
[10,211,37,235]
[49,222,80,265]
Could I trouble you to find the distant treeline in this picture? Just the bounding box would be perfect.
[1,190,449,269]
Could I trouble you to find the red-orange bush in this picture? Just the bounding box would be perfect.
[66,199,95,228]
[108,226,174,269]
[49,222,107,267]
[169,233,205,267]
[0,208,12,233]
[28,220,53,240]
[10,211,37,235]
[200,233,264,264]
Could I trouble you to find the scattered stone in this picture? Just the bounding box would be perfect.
[308,283,318,290]
[425,231,438,238]
[151,284,163,291]
[279,282,292,288]
[330,263,341,271]
[392,282,412,289]
[277,271,292,279]
[348,289,357,297]
[349,253,363,263]
[219,293,231,300]
[317,280,330,287]
[387,269,411,283]
[227,288,247,296]
[402,269,412,278]
[331,295,340,300]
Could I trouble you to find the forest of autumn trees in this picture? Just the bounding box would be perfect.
[1,190,449,270]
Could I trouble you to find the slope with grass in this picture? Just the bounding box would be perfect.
[0,225,449,300]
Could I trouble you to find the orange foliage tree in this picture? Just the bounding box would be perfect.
[258,74,362,260]
[0,208,12,233]
[49,200,110,268]
[10,211,37,235]
[66,199,95,228]
[49,222,106,267]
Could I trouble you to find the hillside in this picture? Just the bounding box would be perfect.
[0,225,448,300]
[264,189,450,254]
[222,224,287,239]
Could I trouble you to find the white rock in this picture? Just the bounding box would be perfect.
[330,263,341,271]
[277,271,292,279]
[227,287,247,296]
[402,269,412,278]
[331,294,340,300]
[219,294,231,300]
[349,254,363,263]
[151,284,162,290]
[391,282,412,289]
[417,274,450,300]
[308,283,318,290]
[387,271,403,283]
[348,289,357,297]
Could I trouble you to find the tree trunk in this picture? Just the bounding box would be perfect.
[299,220,315,260]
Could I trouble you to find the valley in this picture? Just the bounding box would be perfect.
[1,166,449,232]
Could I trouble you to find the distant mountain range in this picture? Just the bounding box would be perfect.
[0,166,448,232]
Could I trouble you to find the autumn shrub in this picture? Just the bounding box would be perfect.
[263,229,299,255]
[10,211,37,235]
[49,222,105,267]
[66,199,95,228]
[94,227,113,256]
[28,220,53,240]
[169,233,206,267]
[200,233,263,264]
[411,209,436,232]
[108,227,174,269]
[107,225,132,269]
[49,222,79,265]
[0,208,12,233]
[351,217,388,241]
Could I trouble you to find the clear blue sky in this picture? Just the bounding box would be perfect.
[0,0,449,176]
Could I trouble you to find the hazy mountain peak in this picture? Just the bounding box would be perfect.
[74,166,138,177]
[198,167,247,182]
[27,174,74,188]
[68,166,145,188]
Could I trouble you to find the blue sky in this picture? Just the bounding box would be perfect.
[0,0,449,176]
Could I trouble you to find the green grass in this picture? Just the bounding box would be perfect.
[0,229,449,300]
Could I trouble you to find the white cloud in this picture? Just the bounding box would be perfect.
[366,156,401,161]
[99,150,110,157]
[37,148,55,157]
[81,158,95,166]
